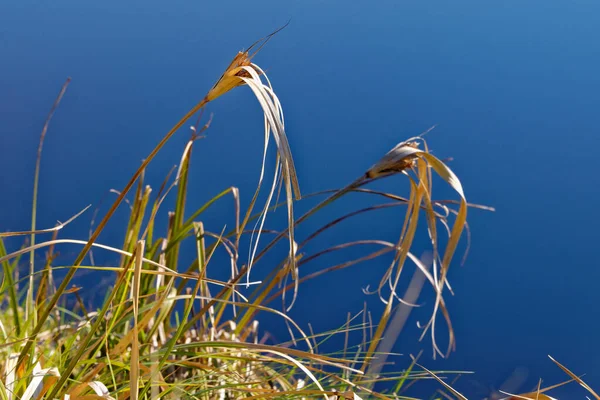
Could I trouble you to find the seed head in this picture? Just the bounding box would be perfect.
[205,52,254,102]
[365,140,421,179]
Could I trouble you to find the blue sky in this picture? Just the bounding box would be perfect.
[1,0,599,396]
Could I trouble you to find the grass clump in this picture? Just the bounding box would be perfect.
[2,28,590,400]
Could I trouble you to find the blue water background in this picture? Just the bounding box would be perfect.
[1,1,599,397]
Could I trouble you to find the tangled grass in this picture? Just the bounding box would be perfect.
[1,28,594,400]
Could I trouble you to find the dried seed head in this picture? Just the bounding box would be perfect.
[205,52,254,102]
[365,140,421,179]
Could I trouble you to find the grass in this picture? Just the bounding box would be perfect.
[0,30,594,400]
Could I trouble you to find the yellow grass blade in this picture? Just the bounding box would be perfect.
[548,355,600,399]
[416,361,467,400]
[0,206,90,237]
[129,240,144,400]
[500,392,557,400]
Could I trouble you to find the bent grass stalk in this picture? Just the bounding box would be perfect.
[13,35,298,398]
[26,78,71,332]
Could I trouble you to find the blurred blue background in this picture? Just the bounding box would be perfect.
[1,0,599,397]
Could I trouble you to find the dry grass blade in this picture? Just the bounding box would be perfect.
[499,392,557,400]
[26,77,71,328]
[548,355,599,399]
[29,76,71,243]
[415,361,467,400]
[20,365,60,400]
[362,176,423,371]
[87,381,115,399]
[365,137,468,359]
[365,251,433,381]
[130,240,144,400]
[495,372,577,400]
[240,64,301,295]
[179,27,301,296]
[267,349,327,398]
[0,206,90,237]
